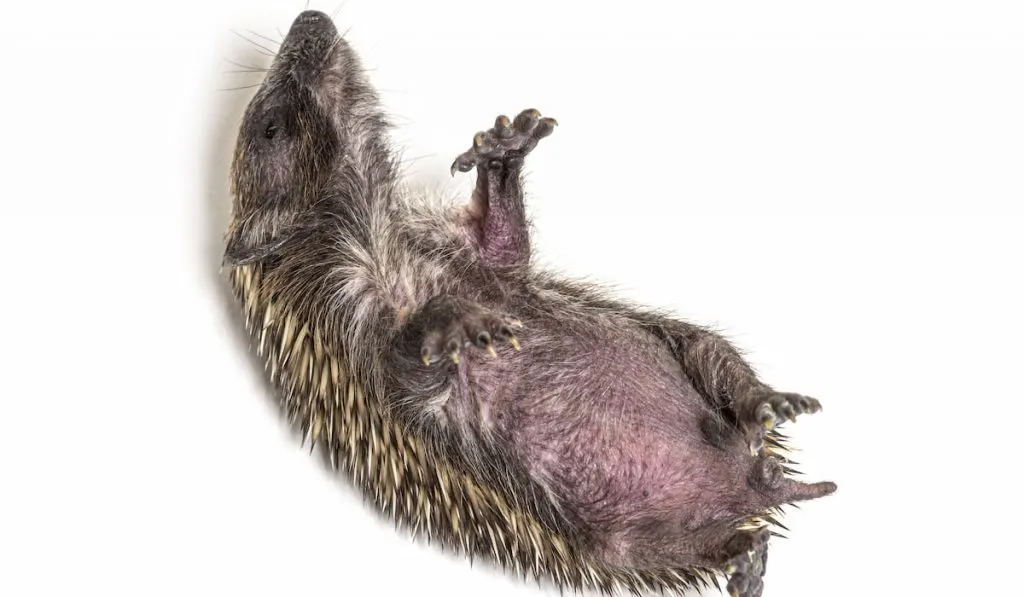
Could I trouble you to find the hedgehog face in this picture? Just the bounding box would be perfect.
[230,10,345,215]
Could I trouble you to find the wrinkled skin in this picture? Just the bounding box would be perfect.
[224,11,835,597]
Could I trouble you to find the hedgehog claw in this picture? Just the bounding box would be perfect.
[450,108,557,175]
[412,296,524,367]
[723,528,770,597]
[756,403,776,429]
[746,424,766,456]
[742,389,822,434]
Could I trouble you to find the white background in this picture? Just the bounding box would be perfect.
[2,1,1021,595]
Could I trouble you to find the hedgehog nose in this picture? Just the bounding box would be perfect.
[286,10,337,41]
[292,10,334,31]
[285,10,338,44]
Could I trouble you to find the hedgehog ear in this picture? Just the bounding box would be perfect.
[222,233,294,267]
[222,213,310,267]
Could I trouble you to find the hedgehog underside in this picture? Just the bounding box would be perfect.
[231,265,803,595]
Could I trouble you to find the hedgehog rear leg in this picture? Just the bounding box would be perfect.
[450,109,558,267]
[638,318,823,454]
[734,388,822,454]
[721,527,771,597]
[401,295,523,366]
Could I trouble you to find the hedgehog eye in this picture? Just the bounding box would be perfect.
[264,120,279,140]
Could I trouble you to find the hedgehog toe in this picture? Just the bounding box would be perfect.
[412,296,523,366]
[724,528,770,597]
[450,108,558,175]
[744,389,822,431]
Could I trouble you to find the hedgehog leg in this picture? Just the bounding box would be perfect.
[638,318,822,454]
[732,387,820,455]
[450,109,558,267]
[401,295,523,366]
[721,527,771,597]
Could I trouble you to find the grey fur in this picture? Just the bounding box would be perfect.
[224,11,835,597]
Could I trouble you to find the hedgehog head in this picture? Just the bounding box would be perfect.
[224,10,375,266]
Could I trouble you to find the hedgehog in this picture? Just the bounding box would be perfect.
[222,10,836,597]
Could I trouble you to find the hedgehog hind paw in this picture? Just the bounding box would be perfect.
[750,391,822,430]
[723,528,770,597]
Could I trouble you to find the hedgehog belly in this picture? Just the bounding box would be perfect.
[468,317,759,569]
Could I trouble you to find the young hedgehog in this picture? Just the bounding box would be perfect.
[223,10,836,597]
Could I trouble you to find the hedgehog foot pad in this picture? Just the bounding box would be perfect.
[724,527,770,597]
[415,296,522,365]
[450,108,558,175]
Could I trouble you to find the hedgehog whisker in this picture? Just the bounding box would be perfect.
[223,58,268,72]
[218,84,262,92]
[246,29,281,47]
[332,0,349,20]
[231,30,278,57]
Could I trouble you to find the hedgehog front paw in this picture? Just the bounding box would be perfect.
[415,296,522,366]
[723,527,770,597]
[450,108,558,175]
